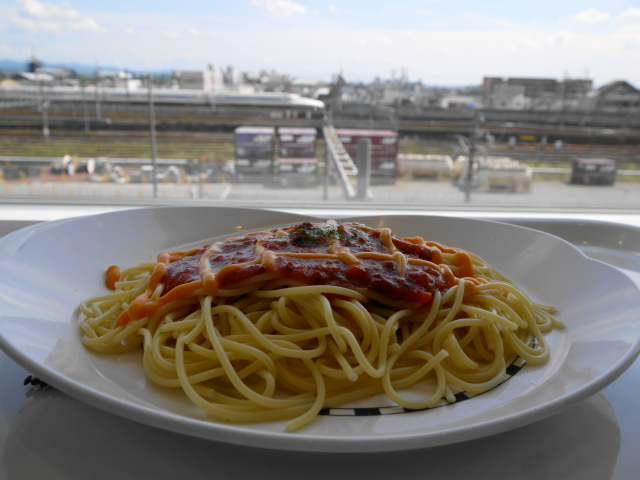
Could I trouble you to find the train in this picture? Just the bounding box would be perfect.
[0,85,326,119]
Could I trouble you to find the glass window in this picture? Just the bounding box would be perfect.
[1,1,638,215]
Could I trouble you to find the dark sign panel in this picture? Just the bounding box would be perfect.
[234,127,275,173]
[278,127,318,174]
[335,129,398,183]
[571,158,617,185]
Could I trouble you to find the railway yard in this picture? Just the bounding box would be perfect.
[1,91,639,212]
[0,129,639,212]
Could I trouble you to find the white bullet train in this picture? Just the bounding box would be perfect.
[0,85,325,118]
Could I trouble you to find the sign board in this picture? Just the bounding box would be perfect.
[234,127,275,173]
[277,127,318,174]
[335,129,398,183]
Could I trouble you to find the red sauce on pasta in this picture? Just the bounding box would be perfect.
[163,223,450,304]
[117,222,479,326]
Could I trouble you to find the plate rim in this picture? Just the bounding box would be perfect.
[1,206,640,452]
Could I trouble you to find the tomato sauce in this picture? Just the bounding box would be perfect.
[105,265,121,290]
[157,222,464,305]
[162,233,269,292]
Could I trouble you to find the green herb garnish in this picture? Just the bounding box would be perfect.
[289,222,362,247]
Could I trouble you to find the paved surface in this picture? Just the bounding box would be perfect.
[1,178,639,211]
[220,179,640,211]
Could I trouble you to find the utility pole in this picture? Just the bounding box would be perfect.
[464,111,482,203]
[42,99,50,140]
[355,138,371,201]
[94,75,102,120]
[323,113,330,201]
[36,71,49,140]
[559,77,567,133]
[199,156,205,199]
[619,104,630,150]
[147,75,159,198]
[36,71,42,112]
[323,138,330,201]
[124,71,130,102]
[81,80,89,134]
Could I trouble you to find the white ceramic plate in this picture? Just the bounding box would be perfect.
[1,206,639,453]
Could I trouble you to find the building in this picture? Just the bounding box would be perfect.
[100,71,141,90]
[259,69,293,91]
[482,77,592,110]
[588,80,640,114]
[289,78,328,97]
[486,84,528,110]
[483,77,556,98]
[440,95,480,109]
[10,71,55,86]
[10,67,78,87]
[174,70,207,90]
[0,78,20,87]
[27,56,42,73]
[174,64,223,91]
[224,66,242,86]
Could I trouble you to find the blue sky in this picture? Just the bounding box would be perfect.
[2,0,640,86]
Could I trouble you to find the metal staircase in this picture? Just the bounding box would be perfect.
[322,125,358,199]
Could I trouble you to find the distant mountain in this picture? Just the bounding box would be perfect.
[0,59,26,73]
[0,59,173,76]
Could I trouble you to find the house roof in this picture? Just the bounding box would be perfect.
[594,80,639,96]
[12,72,55,83]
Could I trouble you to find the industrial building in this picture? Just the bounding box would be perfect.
[173,64,224,91]
[482,77,593,110]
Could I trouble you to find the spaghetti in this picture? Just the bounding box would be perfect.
[78,220,563,431]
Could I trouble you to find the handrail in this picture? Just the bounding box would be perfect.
[322,125,357,200]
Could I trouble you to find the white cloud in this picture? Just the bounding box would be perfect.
[620,21,640,49]
[165,31,182,38]
[69,16,105,33]
[619,8,640,22]
[190,28,200,36]
[11,15,62,32]
[4,8,639,88]
[124,27,135,34]
[251,0,307,17]
[328,5,337,14]
[20,0,79,19]
[11,15,39,32]
[13,0,105,34]
[569,8,610,24]
[0,45,13,53]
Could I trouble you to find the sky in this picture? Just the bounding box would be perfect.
[1,0,640,86]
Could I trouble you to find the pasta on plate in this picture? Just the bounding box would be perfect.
[79,220,563,431]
